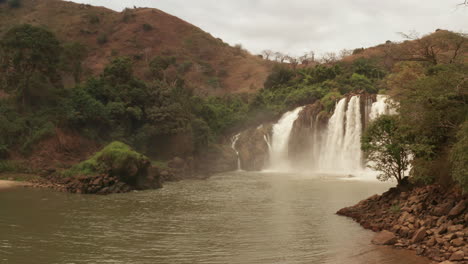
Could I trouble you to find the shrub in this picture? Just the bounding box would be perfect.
[64,141,150,184]
[7,0,20,8]
[89,14,100,24]
[97,33,108,45]
[142,23,153,31]
[21,122,55,154]
[451,121,468,192]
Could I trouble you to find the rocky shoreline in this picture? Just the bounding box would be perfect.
[337,184,467,263]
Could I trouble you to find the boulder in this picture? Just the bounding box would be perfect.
[448,200,466,217]
[411,227,427,244]
[433,202,454,216]
[372,230,397,245]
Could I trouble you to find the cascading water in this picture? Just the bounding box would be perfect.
[258,95,393,175]
[267,106,304,171]
[319,96,363,173]
[231,133,241,171]
[370,95,393,120]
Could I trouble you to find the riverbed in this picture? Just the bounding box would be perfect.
[0,171,429,264]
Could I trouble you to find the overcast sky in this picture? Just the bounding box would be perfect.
[68,0,467,57]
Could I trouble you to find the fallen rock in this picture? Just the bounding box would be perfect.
[372,230,397,245]
[451,238,464,247]
[448,200,466,217]
[412,227,427,244]
[449,250,464,261]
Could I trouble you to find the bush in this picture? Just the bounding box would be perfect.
[64,141,150,184]
[142,23,153,31]
[97,33,108,45]
[451,121,468,192]
[89,14,100,24]
[21,122,55,154]
[7,0,20,8]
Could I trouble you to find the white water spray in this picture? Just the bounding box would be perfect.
[267,106,304,171]
[370,95,393,121]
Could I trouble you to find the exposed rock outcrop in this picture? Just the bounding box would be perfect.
[337,185,467,263]
[236,124,272,171]
[195,144,237,175]
[288,102,328,167]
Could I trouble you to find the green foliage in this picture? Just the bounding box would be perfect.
[60,42,87,81]
[0,160,31,173]
[88,14,100,24]
[142,23,153,31]
[7,0,20,8]
[362,115,412,184]
[20,122,55,154]
[0,24,61,108]
[389,204,401,214]
[64,141,149,179]
[320,91,342,113]
[264,65,294,90]
[97,33,108,45]
[451,121,468,192]
[391,63,467,183]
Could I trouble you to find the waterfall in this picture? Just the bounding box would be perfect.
[267,106,304,171]
[317,96,363,172]
[342,96,362,171]
[255,94,393,175]
[231,133,241,171]
[370,95,392,120]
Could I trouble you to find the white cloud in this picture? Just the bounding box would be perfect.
[67,0,468,56]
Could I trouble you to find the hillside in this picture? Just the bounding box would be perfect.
[0,0,270,95]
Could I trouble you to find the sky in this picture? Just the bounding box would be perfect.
[68,0,467,57]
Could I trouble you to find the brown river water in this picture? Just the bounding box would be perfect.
[0,171,429,264]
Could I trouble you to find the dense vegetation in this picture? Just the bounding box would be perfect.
[362,61,467,190]
[0,24,385,160]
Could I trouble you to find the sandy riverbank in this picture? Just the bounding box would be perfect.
[0,180,30,190]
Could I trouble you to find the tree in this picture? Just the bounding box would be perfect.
[362,115,412,184]
[261,50,273,60]
[0,24,61,108]
[61,42,87,82]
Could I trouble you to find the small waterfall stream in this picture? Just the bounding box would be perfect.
[267,106,304,171]
[231,133,241,171]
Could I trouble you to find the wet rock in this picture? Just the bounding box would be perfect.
[372,230,397,245]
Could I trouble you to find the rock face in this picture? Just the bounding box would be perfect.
[288,102,328,168]
[337,185,467,263]
[195,144,237,175]
[236,124,272,171]
[372,230,397,245]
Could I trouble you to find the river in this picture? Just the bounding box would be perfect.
[0,171,429,264]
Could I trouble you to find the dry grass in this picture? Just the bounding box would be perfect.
[0,0,271,95]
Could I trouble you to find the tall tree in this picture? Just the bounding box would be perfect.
[362,115,412,184]
[0,24,61,108]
